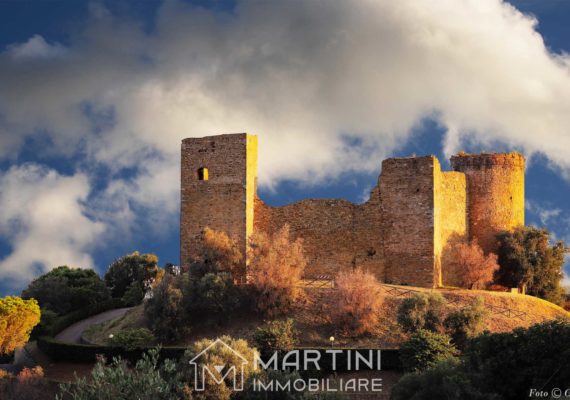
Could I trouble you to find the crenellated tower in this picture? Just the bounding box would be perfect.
[450,152,525,254]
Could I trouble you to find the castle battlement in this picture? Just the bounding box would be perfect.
[181,133,525,288]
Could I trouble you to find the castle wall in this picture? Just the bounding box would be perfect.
[451,153,524,255]
[253,191,385,278]
[180,134,256,271]
[435,171,468,286]
[379,156,438,287]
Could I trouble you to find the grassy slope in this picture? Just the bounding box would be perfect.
[84,286,570,348]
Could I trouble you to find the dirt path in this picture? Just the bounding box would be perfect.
[55,307,132,344]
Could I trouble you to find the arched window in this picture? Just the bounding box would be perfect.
[197,167,209,181]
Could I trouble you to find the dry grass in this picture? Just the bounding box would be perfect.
[84,286,570,348]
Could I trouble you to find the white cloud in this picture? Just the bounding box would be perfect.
[1,0,570,281]
[0,164,105,283]
[526,200,562,226]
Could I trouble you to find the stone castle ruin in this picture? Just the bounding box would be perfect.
[181,133,525,288]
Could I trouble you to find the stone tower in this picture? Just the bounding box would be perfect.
[450,152,525,254]
[180,133,258,273]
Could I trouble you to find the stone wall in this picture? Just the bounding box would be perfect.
[253,185,385,278]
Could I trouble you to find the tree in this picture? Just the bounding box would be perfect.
[22,266,110,315]
[57,349,186,400]
[495,226,568,304]
[189,227,243,280]
[144,274,188,343]
[188,272,242,319]
[443,298,487,349]
[399,329,458,372]
[104,252,161,301]
[248,225,307,317]
[397,292,445,334]
[253,319,298,357]
[332,268,383,336]
[0,296,41,355]
[452,241,499,289]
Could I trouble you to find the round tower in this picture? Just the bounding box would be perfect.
[450,152,525,255]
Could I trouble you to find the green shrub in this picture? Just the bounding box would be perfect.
[400,329,457,372]
[110,328,156,350]
[253,319,298,357]
[443,299,487,349]
[57,348,186,400]
[390,360,494,400]
[144,275,188,343]
[397,292,445,334]
[121,281,145,306]
[188,272,242,318]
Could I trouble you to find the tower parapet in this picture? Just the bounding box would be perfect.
[450,152,525,254]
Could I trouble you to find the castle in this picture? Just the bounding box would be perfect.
[181,133,525,288]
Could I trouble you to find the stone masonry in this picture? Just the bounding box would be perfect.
[181,133,525,288]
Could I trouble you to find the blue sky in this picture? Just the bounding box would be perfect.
[0,0,569,296]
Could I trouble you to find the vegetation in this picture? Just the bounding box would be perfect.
[397,292,445,334]
[399,329,457,372]
[189,227,244,280]
[0,366,51,400]
[188,272,243,319]
[452,241,499,289]
[253,319,298,356]
[104,251,162,303]
[392,320,570,400]
[248,225,307,317]
[58,349,187,400]
[0,296,41,354]
[22,266,111,315]
[332,268,383,336]
[109,328,156,350]
[182,335,257,400]
[144,274,188,342]
[443,299,487,349]
[496,226,568,304]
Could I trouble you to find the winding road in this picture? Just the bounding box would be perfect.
[55,307,132,344]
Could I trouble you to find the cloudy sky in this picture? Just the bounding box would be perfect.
[0,0,569,295]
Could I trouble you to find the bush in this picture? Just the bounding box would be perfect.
[397,292,445,334]
[189,227,244,280]
[22,266,111,315]
[57,348,186,400]
[390,361,493,400]
[253,319,298,357]
[144,274,188,342]
[496,226,568,305]
[399,329,458,372]
[0,296,41,355]
[248,225,307,317]
[0,366,51,400]
[443,299,487,349]
[105,251,161,301]
[110,328,156,350]
[121,281,146,306]
[188,272,242,319]
[332,268,383,336]
[463,320,570,400]
[182,335,257,399]
[451,241,499,289]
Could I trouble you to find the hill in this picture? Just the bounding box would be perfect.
[83,284,570,348]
